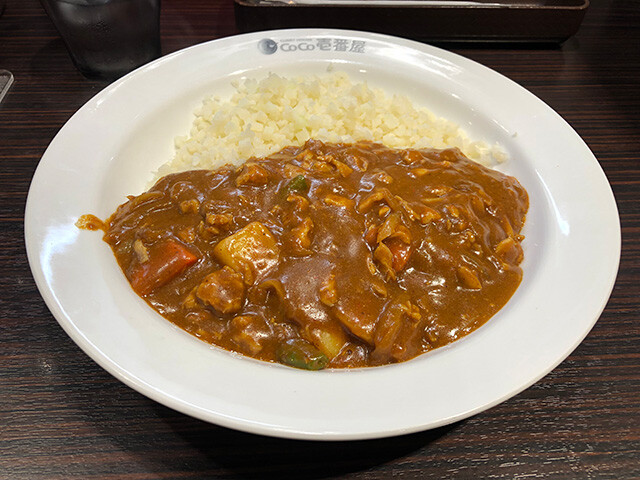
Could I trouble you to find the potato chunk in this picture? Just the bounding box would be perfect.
[196,266,245,314]
[213,222,280,284]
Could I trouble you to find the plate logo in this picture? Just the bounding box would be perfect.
[258,38,278,55]
[258,38,366,55]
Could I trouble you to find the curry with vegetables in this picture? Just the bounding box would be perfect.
[82,140,529,369]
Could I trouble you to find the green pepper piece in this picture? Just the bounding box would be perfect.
[280,175,309,198]
[277,339,328,370]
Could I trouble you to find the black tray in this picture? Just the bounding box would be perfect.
[234,0,589,44]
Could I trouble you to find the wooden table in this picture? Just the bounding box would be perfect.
[2,1,638,478]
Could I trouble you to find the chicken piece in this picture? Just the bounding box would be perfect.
[495,236,524,265]
[196,266,245,314]
[372,213,413,275]
[372,299,424,363]
[133,239,149,263]
[325,156,353,177]
[229,315,272,355]
[179,199,200,214]
[205,213,233,235]
[372,170,394,184]
[411,167,430,177]
[235,163,270,186]
[319,273,337,307]
[377,213,404,243]
[177,227,197,244]
[416,205,441,224]
[401,150,423,164]
[373,242,396,280]
[332,298,378,345]
[323,194,355,209]
[283,163,309,179]
[364,223,379,247]
[424,185,453,198]
[395,195,419,222]
[286,193,310,215]
[357,188,396,213]
[289,217,314,253]
[457,265,482,290]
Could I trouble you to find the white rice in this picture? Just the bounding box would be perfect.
[156,71,506,178]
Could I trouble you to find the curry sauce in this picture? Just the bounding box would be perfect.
[91,140,529,369]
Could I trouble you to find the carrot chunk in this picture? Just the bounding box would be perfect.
[129,239,198,295]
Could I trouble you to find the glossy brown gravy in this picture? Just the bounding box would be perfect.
[84,140,529,369]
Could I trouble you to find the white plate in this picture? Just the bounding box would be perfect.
[25,29,620,440]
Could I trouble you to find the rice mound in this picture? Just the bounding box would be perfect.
[157,71,506,178]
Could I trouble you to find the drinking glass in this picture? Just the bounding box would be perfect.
[40,0,161,80]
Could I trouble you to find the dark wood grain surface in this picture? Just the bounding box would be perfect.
[1,0,639,478]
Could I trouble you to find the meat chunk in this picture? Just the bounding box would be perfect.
[236,163,270,186]
[229,315,272,355]
[196,266,245,314]
[329,275,385,346]
[456,265,482,290]
[289,217,314,254]
[319,273,337,307]
[372,299,424,363]
[373,242,396,280]
[133,239,149,263]
[204,213,233,235]
[323,194,355,209]
[495,236,524,264]
[324,156,353,177]
[179,199,200,214]
[285,193,310,216]
[357,188,396,213]
[371,213,413,276]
